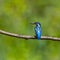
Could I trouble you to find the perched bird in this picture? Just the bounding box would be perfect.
[31,22,42,40]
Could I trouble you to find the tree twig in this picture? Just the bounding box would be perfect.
[0,30,60,41]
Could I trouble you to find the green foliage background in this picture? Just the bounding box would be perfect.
[0,0,60,60]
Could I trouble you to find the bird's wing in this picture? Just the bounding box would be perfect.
[35,27,41,39]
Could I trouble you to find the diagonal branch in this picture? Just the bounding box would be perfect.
[0,29,60,41]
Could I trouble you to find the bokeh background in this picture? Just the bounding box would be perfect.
[0,0,60,60]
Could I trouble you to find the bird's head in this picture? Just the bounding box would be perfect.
[31,22,41,27]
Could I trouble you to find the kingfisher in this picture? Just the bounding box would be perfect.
[31,22,42,40]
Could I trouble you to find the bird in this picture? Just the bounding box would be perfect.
[31,22,42,40]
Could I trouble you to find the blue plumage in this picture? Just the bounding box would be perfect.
[31,22,42,40]
[35,23,42,40]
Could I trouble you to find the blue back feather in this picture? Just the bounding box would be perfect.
[35,24,42,40]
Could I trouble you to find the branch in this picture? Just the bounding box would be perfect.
[0,30,60,41]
